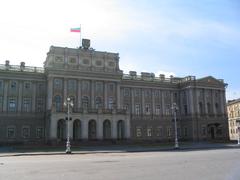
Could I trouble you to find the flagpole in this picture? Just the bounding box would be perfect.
[80,24,82,48]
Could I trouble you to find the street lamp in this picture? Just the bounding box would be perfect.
[64,97,73,154]
[171,103,179,149]
[236,119,240,145]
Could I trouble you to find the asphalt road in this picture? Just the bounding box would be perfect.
[0,148,240,180]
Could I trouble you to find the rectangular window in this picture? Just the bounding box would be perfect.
[54,78,63,89]
[0,96,3,111]
[177,127,181,137]
[124,88,130,96]
[82,81,89,91]
[22,126,30,138]
[10,81,17,91]
[7,127,15,138]
[8,98,17,112]
[135,89,140,97]
[68,79,77,91]
[184,105,188,115]
[38,83,44,92]
[155,105,161,115]
[136,127,142,137]
[135,104,140,115]
[156,127,163,137]
[23,98,31,112]
[108,83,114,92]
[36,98,44,112]
[167,127,172,137]
[95,82,103,93]
[0,80,3,91]
[36,127,44,138]
[145,90,151,97]
[165,104,171,115]
[24,82,31,90]
[184,127,188,137]
[69,57,77,64]
[155,90,160,97]
[108,97,114,109]
[123,104,129,111]
[201,126,206,136]
[147,128,152,137]
[145,104,150,114]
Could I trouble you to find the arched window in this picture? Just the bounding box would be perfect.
[117,120,124,140]
[54,95,62,112]
[103,120,111,139]
[88,120,96,140]
[73,119,81,141]
[57,119,65,140]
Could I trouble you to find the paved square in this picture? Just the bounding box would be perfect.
[0,148,240,180]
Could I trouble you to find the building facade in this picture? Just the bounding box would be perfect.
[227,99,240,140]
[0,39,229,144]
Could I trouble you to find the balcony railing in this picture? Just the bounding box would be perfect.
[53,108,127,115]
[0,64,44,73]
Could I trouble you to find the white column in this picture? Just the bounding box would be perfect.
[220,91,225,114]
[97,119,103,140]
[125,118,131,138]
[82,119,88,140]
[3,80,9,112]
[161,91,165,115]
[104,82,108,109]
[63,78,67,102]
[112,119,117,139]
[203,89,208,114]
[212,90,216,115]
[91,80,95,109]
[47,77,53,110]
[77,80,82,109]
[116,83,121,109]
[50,117,57,140]
[31,81,36,112]
[152,90,155,115]
[195,89,200,114]
[69,120,73,139]
[142,89,145,114]
[131,88,134,114]
[17,80,23,112]
[188,89,194,114]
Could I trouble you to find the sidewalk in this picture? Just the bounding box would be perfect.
[0,142,239,157]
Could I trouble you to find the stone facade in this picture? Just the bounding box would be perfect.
[0,39,229,144]
[227,99,240,140]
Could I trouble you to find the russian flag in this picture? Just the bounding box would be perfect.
[70,27,81,33]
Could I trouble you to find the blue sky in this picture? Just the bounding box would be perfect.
[0,0,239,100]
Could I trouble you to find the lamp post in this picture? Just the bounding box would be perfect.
[64,97,73,154]
[171,103,179,149]
[236,120,240,145]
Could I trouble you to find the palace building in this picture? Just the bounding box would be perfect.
[0,39,229,144]
[227,98,240,141]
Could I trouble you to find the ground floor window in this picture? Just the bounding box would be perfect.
[167,127,172,137]
[184,127,188,137]
[7,127,15,138]
[201,126,206,136]
[136,127,142,137]
[36,127,44,138]
[156,127,163,137]
[22,126,30,138]
[147,127,152,137]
